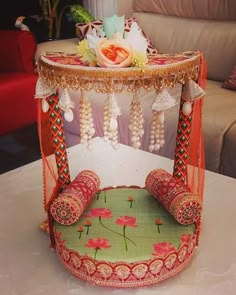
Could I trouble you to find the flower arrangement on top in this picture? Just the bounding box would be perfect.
[77,15,148,68]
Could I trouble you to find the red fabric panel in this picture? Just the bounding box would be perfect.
[0,30,36,73]
[0,72,38,135]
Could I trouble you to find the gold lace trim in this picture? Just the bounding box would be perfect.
[37,51,201,93]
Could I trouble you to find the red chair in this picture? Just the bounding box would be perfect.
[0,30,38,135]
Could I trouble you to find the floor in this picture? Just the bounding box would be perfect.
[0,124,41,174]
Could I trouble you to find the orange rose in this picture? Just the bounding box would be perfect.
[96,33,132,68]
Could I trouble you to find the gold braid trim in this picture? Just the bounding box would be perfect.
[37,52,201,93]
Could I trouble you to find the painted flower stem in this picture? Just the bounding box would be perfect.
[85,237,111,259]
[94,248,99,259]
[99,217,136,246]
[155,218,163,234]
[77,226,84,238]
[84,220,92,235]
[123,225,128,251]
[104,191,107,203]
[128,196,134,208]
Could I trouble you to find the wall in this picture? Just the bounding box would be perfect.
[117,0,133,17]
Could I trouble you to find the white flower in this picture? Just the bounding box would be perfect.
[86,29,101,50]
[125,22,148,55]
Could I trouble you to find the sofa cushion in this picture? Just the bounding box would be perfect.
[0,30,36,73]
[75,20,103,38]
[133,0,236,21]
[220,123,236,178]
[0,73,38,135]
[203,80,236,173]
[133,12,236,82]
[222,65,236,90]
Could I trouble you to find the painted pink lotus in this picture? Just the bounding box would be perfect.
[152,242,176,257]
[86,238,111,260]
[77,226,84,232]
[85,237,111,249]
[155,218,163,233]
[155,218,163,225]
[115,216,137,251]
[87,208,112,218]
[77,226,84,239]
[115,216,137,227]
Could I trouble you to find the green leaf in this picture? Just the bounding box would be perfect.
[70,4,95,23]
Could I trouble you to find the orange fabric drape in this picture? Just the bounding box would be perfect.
[187,53,207,201]
[37,99,59,211]
[37,99,60,247]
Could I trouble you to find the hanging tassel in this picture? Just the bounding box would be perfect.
[35,77,57,113]
[152,88,176,111]
[149,110,165,152]
[149,88,176,152]
[35,77,57,99]
[129,93,144,149]
[58,89,75,122]
[182,79,206,101]
[103,93,121,149]
[103,94,111,143]
[79,90,95,150]
[181,79,206,116]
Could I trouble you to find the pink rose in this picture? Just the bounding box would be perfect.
[96,33,132,68]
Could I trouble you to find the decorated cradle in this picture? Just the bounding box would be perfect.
[36,50,206,288]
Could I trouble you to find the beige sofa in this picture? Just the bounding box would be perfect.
[36,0,236,178]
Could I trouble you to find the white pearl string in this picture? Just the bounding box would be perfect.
[129,93,144,149]
[103,93,120,149]
[79,90,95,150]
[149,111,165,152]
